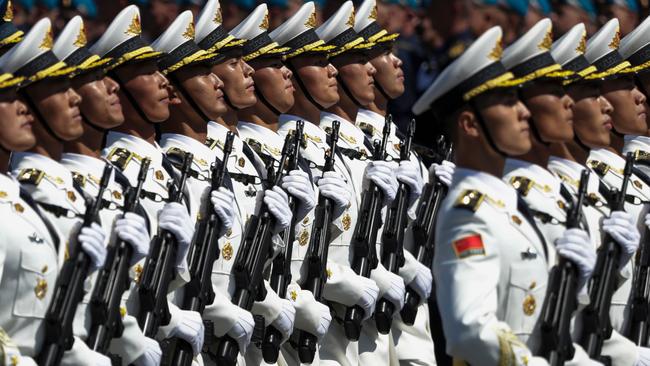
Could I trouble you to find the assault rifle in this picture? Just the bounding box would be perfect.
[87,159,150,358]
[343,119,391,341]
[164,133,235,366]
[401,137,453,325]
[579,153,634,362]
[375,118,415,334]
[538,169,589,365]
[215,135,295,366]
[262,120,305,363]
[38,164,113,366]
[136,153,192,337]
[295,120,340,364]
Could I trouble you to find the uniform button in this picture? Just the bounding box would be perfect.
[299,230,309,246]
[342,213,351,231]
[523,294,536,316]
[556,200,565,210]
[0,191,7,198]
[13,203,24,213]
[511,215,522,225]
[238,158,246,167]
[303,217,309,225]
[113,191,122,200]
[290,289,298,301]
[134,264,143,284]
[226,228,232,237]
[120,306,127,318]
[34,279,48,299]
[529,281,536,290]
[41,265,48,273]
[634,180,643,189]
[222,242,233,260]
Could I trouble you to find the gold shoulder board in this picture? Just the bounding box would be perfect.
[17,168,45,186]
[453,189,485,212]
[106,147,134,171]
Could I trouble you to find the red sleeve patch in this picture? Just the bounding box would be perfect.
[452,234,485,259]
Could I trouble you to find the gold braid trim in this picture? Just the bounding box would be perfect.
[462,72,514,101]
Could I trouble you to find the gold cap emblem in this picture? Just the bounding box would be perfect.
[488,36,503,60]
[576,30,587,54]
[182,20,195,39]
[538,26,553,51]
[125,13,142,36]
[39,26,54,50]
[260,11,270,30]
[74,22,87,47]
[608,26,621,49]
[305,10,317,28]
[346,11,355,28]
[369,4,378,20]
[214,7,223,24]
[3,0,13,22]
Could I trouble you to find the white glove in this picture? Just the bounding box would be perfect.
[317,171,351,216]
[211,187,236,235]
[78,222,108,271]
[429,160,455,187]
[225,306,255,354]
[89,351,113,366]
[264,186,292,234]
[636,346,650,366]
[281,169,316,222]
[114,212,150,265]
[371,264,406,312]
[396,160,424,205]
[321,264,379,320]
[270,298,297,341]
[132,337,162,366]
[286,284,332,340]
[603,211,641,268]
[158,202,195,272]
[167,309,204,355]
[365,160,398,204]
[407,261,433,300]
[555,228,597,294]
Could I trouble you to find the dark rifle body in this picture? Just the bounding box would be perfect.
[401,138,452,325]
[375,119,415,334]
[263,120,305,363]
[296,121,340,364]
[579,153,634,363]
[343,121,391,341]
[538,169,589,366]
[87,159,150,360]
[215,136,295,366]
[136,154,193,339]
[165,133,235,366]
[38,165,113,366]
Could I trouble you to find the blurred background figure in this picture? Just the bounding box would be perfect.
[598,0,640,36]
[552,0,597,36]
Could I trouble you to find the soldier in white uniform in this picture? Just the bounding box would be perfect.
[547,22,648,366]
[0,61,56,366]
[0,18,110,366]
[269,3,382,365]
[49,16,162,365]
[411,25,595,365]
[229,5,338,365]
[314,2,418,365]
[580,19,650,335]
[89,5,206,357]
[352,1,437,364]
[194,1,297,364]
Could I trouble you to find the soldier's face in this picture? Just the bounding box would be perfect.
[553,5,584,37]
[0,89,35,151]
[172,64,227,120]
[519,81,575,142]
[473,89,532,155]
[369,47,404,100]
[72,70,124,129]
[331,53,377,107]
[566,82,613,148]
[289,54,339,108]
[25,78,83,141]
[601,76,647,135]
[211,57,256,109]
[249,56,295,114]
[114,60,171,123]
[634,72,650,131]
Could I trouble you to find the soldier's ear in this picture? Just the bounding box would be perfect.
[457,109,480,138]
